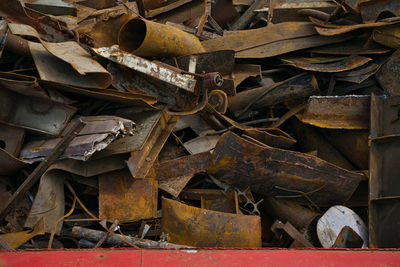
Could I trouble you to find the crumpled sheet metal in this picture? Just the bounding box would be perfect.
[208,132,362,206]
[372,25,400,49]
[20,116,135,162]
[118,18,204,57]
[25,154,128,234]
[243,128,297,149]
[25,0,77,16]
[93,45,197,93]
[99,169,157,222]
[376,48,400,96]
[8,23,112,89]
[0,71,49,99]
[299,95,370,129]
[281,56,372,73]
[1,217,45,249]
[161,197,261,247]
[154,151,211,197]
[0,88,76,136]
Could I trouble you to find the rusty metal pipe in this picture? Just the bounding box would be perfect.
[118,18,205,57]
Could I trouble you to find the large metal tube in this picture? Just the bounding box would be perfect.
[118,18,205,58]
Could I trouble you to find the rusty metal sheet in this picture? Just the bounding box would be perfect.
[290,118,355,170]
[127,111,177,178]
[161,197,261,247]
[150,0,205,24]
[243,128,297,149]
[0,0,66,41]
[93,45,197,93]
[376,48,400,96]
[20,116,135,162]
[207,131,362,206]
[179,189,238,214]
[0,148,28,176]
[1,217,45,249]
[359,0,400,23]
[235,33,353,59]
[336,62,380,84]
[320,129,369,170]
[281,56,372,73]
[299,95,370,129]
[372,25,400,49]
[308,42,392,55]
[99,169,157,222]
[25,0,77,16]
[24,171,65,234]
[8,23,112,89]
[315,18,400,36]
[0,88,76,136]
[226,64,262,92]
[0,123,25,157]
[183,135,219,154]
[0,71,48,98]
[155,151,211,197]
[118,18,204,57]
[228,73,318,117]
[211,0,239,29]
[269,0,335,23]
[369,93,400,248]
[202,22,317,53]
[41,80,157,107]
[108,62,176,106]
[146,0,191,18]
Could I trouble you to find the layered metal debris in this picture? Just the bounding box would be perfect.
[0,0,398,250]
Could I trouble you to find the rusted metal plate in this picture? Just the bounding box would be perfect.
[118,18,204,57]
[269,0,335,23]
[235,33,353,58]
[0,148,28,176]
[369,93,400,248]
[376,48,400,96]
[336,62,381,84]
[93,45,197,93]
[202,22,317,53]
[243,128,297,149]
[0,71,49,99]
[0,123,25,157]
[146,0,192,18]
[0,88,76,136]
[179,188,238,214]
[208,131,362,206]
[308,42,392,55]
[99,169,157,222]
[127,111,177,178]
[372,25,400,49]
[161,197,261,247]
[315,18,400,36]
[155,151,211,197]
[300,95,370,130]
[281,56,372,73]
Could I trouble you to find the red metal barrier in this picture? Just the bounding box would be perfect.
[1,248,399,267]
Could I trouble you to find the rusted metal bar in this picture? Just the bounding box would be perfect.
[71,226,187,248]
[0,120,85,220]
[271,220,314,248]
[118,18,204,57]
[93,45,197,93]
[231,0,266,30]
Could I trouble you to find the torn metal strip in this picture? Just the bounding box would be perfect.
[93,45,197,92]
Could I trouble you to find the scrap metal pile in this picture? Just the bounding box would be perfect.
[0,0,399,250]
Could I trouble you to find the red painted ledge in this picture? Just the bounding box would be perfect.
[1,248,400,267]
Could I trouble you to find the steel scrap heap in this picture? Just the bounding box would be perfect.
[0,0,399,250]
